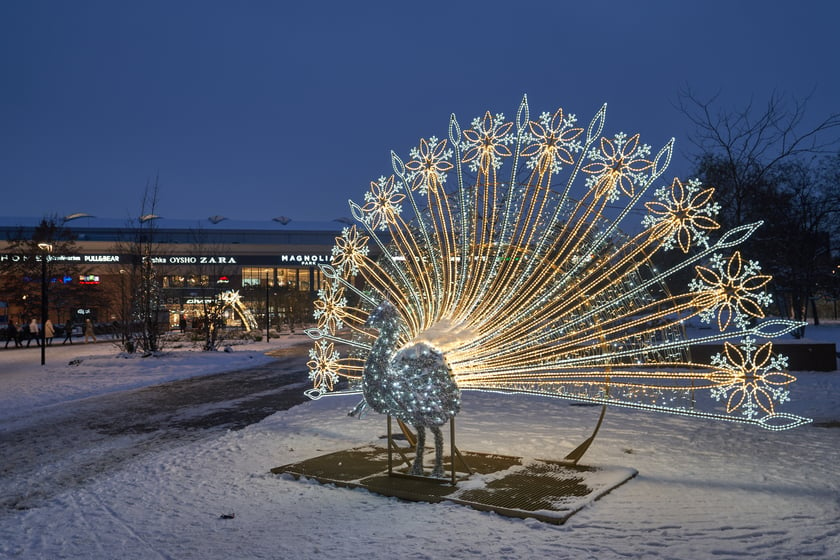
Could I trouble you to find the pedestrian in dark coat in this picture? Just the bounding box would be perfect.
[62,319,74,344]
[4,321,21,348]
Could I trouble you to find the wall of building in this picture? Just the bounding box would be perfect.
[0,216,351,330]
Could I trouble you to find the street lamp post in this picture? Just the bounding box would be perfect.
[265,272,270,342]
[119,269,128,346]
[37,243,53,366]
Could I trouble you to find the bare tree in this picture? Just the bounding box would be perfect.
[763,160,838,327]
[812,153,840,320]
[677,88,840,226]
[678,89,840,333]
[2,216,88,326]
[186,223,239,351]
[816,152,840,244]
[112,178,168,353]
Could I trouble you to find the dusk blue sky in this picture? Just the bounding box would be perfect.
[2,1,838,223]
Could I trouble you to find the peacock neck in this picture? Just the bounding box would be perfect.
[368,319,399,367]
[363,317,401,404]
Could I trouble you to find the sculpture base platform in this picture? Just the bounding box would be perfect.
[272,445,637,524]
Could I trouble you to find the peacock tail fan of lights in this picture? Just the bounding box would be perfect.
[305,95,811,432]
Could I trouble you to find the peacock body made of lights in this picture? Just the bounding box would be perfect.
[305,95,811,433]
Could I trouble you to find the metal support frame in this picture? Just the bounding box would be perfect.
[563,404,607,465]
[386,415,472,485]
[386,415,413,474]
[384,404,605,486]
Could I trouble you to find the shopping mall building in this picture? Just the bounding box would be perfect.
[0,214,358,330]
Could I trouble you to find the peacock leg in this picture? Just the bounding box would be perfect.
[410,425,425,475]
[430,426,445,478]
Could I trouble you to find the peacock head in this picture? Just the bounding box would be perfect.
[365,299,400,330]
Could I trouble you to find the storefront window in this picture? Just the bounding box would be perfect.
[241,267,314,291]
[242,267,271,287]
[162,274,210,288]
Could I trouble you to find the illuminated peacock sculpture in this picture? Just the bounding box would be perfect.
[306,95,810,474]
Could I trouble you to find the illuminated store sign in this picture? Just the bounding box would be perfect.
[279,254,331,264]
[1,253,333,266]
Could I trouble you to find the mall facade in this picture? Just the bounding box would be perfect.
[0,215,360,330]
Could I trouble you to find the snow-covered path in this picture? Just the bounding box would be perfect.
[1,347,310,512]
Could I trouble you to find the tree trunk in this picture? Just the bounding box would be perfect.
[810,296,820,326]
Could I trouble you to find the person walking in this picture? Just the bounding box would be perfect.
[26,318,40,347]
[84,318,96,343]
[44,319,55,345]
[19,320,29,346]
[62,318,74,344]
[4,321,21,348]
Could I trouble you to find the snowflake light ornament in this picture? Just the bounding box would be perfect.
[643,177,721,252]
[405,136,454,196]
[520,108,584,175]
[461,112,515,173]
[307,340,341,393]
[690,251,773,330]
[582,132,653,201]
[313,281,348,333]
[331,225,370,277]
[709,338,796,419]
[360,175,405,231]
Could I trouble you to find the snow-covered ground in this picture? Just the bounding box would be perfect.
[0,336,286,426]
[1,327,839,559]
